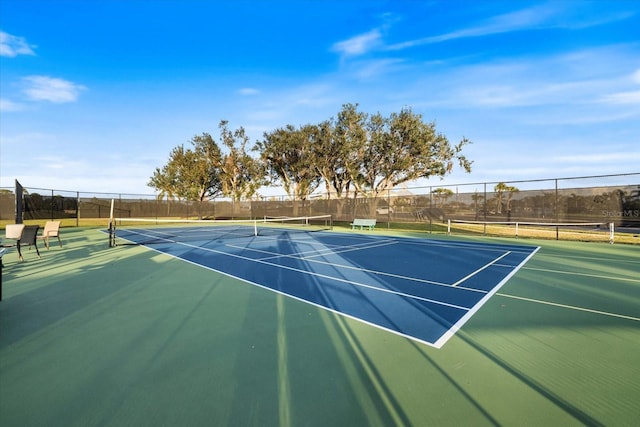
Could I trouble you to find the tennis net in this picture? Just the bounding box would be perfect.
[108,215,333,247]
[447,219,615,243]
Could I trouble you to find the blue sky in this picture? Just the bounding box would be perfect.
[1,0,639,195]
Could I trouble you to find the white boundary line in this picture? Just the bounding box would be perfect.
[255,239,400,260]
[127,230,471,310]
[518,266,640,284]
[432,246,541,348]
[451,251,512,287]
[111,228,540,348]
[225,241,469,290]
[113,236,447,347]
[495,293,640,322]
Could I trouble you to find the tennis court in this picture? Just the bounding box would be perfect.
[1,224,639,426]
[112,218,539,348]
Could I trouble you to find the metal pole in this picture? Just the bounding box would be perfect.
[483,182,487,235]
[555,179,559,240]
[429,186,433,233]
[609,222,614,244]
[15,180,23,224]
[387,188,391,229]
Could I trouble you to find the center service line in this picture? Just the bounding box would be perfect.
[451,251,512,287]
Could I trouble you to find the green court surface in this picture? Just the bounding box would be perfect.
[1,227,638,426]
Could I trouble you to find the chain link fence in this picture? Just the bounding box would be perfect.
[2,173,638,241]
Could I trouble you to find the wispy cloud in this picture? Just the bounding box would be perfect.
[388,5,559,50]
[22,75,87,103]
[552,152,640,164]
[0,98,26,112]
[0,30,36,57]
[331,29,382,57]
[343,4,636,53]
[238,87,260,96]
[601,90,640,105]
[344,58,406,81]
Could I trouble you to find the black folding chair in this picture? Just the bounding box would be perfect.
[10,225,41,261]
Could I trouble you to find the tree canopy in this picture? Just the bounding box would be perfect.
[149,104,472,204]
[148,133,223,205]
[254,124,322,201]
[148,122,263,209]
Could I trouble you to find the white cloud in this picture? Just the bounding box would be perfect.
[552,152,640,164]
[387,4,635,51]
[348,58,405,80]
[0,31,36,57]
[601,90,640,105]
[22,75,87,103]
[332,29,382,57]
[0,98,26,112]
[238,87,260,96]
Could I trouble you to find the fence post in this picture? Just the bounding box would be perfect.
[609,223,614,244]
[555,179,559,240]
[386,187,391,229]
[429,186,433,233]
[483,182,487,235]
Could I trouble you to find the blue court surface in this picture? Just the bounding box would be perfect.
[115,227,539,348]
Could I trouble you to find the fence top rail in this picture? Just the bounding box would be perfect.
[2,172,638,200]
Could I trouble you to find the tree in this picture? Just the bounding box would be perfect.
[355,107,472,213]
[310,103,368,217]
[432,188,454,208]
[328,103,368,200]
[494,182,519,215]
[148,133,223,218]
[149,161,179,215]
[255,124,322,202]
[218,120,265,204]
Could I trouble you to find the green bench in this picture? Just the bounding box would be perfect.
[351,218,376,230]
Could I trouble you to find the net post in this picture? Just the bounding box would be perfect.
[108,220,115,248]
[108,199,116,247]
[15,180,24,224]
[609,222,614,244]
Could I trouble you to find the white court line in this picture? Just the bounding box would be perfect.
[495,293,640,322]
[225,241,488,291]
[395,237,535,254]
[517,266,640,284]
[302,240,400,259]
[534,252,640,264]
[115,229,540,348]
[451,251,512,287]
[130,232,471,311]
[242,239,399,261]
[433,246,541,348]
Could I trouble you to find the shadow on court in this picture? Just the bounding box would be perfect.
[1,228,638,426]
